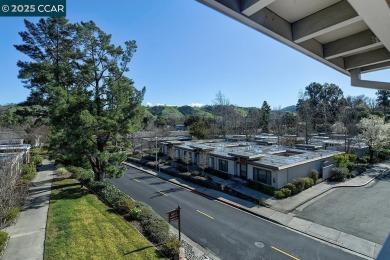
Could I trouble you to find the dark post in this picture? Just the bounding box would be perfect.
[167,205,181,241]
[178,205,181,241]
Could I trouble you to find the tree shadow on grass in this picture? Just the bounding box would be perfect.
[50,183,85,201]
[123,245,158,256]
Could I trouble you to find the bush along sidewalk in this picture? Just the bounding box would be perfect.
[126,157,269,207]
[273,174,317,200]
[0,230,8,257]
[66,166,180,259]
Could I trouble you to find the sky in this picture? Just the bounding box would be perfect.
[0,0,389,109]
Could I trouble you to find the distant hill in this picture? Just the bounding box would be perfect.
[147,105,214,118]
[281,105,296,113]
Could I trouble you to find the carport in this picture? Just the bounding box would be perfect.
[197,0,390,89]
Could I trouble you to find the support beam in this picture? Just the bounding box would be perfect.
[348,0,390,52]
[249,8,292,40]
[350,69,390,90]
[324,30,383,60]
[241,0,276,16]
[292,0,361,43]
[298,39,323,58]
[361,61,390,73]
[345,48,390,70]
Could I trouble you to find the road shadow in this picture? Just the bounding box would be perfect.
[149,181,166,185]
[150,187,184,199]
[135,176,155,180]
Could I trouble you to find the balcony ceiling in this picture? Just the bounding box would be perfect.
[197,0,390,90]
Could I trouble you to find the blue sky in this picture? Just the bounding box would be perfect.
[0,0,388,108]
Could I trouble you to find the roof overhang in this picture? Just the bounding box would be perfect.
[197,0,390,90]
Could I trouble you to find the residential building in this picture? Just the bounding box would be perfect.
[160,140,342,189]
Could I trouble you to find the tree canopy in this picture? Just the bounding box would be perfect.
[16,18,145,181]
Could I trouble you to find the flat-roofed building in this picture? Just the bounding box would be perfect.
[161,140,342,189]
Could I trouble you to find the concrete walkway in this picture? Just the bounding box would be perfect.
[124,161,386,259]
[3,160,54,260]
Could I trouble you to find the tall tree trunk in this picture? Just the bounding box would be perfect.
[369,147,374,164]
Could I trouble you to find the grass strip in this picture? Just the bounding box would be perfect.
[44,178,166,260]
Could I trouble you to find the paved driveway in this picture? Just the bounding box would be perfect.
[297,172,390,244]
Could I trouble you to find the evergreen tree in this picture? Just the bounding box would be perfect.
[16,18,145,181]
[376,90,390,117]
[260,101,271,133]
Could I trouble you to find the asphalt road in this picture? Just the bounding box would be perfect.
[109,167,362,260]
[298,176,390,245]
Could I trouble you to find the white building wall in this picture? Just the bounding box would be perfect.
[228,160,235,175]
[275,169,288,189]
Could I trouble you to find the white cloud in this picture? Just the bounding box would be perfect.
[189,102,204,107]
[146,102,153,107]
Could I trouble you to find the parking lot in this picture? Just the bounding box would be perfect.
[297,171,390,244]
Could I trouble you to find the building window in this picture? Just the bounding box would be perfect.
[219,159,228,172]
[209,157,215,168]
[175,149,179,158]
[253,168,271,185]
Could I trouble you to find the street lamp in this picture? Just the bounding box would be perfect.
[155,136,158,170]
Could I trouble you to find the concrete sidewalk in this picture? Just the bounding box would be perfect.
[124,161,383,259]
[3,160,54,260]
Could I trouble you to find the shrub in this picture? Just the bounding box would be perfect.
[143,216,169,243]
[67,166,94,181]
[134,201,169,243]
[333,154,357,168]
[284,182,296,194]
[100,183,129,206]
[303,177,314,189]
[191,171,199,176]
[5,207,19,222]
[129,208,141,220]
[310,169,319,183]
[30,148,40,156]
[331,167,349,181]
[357,156,370,164]
[274,190,285,199]
[161,235,181,259]
[280,188,291,197]
[113,198,136,215]
[292,178,305,192]
[21,164,37,183]
[55,167,69,175]
[22,164,36,176]
[0,231,8,254]
[31,155,44,166]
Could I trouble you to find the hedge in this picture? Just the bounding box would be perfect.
[310,169,319,183]
[135,202,169,244]
[0,231,8,254]
[21,164,37,184]
[161,235,181,259]
[303,177,314,189]
[66,166,94,181]
[331,167,349,181]
[86,182,169,245]
[284,183,297,195]
[274,190,285,199]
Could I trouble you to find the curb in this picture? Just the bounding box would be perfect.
[288,172,383,214]
[123,162,377,259]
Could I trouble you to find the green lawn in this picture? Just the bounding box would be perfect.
[44,178,166,260]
